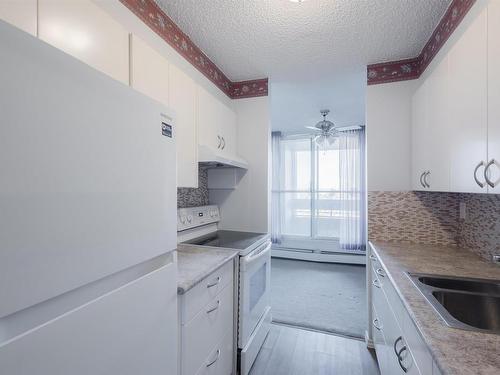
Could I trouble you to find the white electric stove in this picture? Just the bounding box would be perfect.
[177,205,272,375]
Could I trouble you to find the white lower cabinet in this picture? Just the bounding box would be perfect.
[178,261,235,375]
[370,245,438,375]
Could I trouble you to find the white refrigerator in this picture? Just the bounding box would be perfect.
[0,20,178,374]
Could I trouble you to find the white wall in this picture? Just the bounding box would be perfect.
[209,97,271,233]
[366,80,417,191]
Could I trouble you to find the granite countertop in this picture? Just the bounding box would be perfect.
[176,245,239,295]
[370,241,500,375]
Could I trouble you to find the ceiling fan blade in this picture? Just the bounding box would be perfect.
[305,126,321,131]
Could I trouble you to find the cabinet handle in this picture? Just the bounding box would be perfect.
[393,336,404,356]
[221,137,225,150]
[217,135,222,149]
[474,161,486,188]
[206,349,220,367]
[419,172,426,188]
[372,318,382,331]
[207,276,221,288]
[206,300,220,314]
[397,346,408,373]
[369,255,377,262]
[484,159,497,188]
[423,171,430,188]
[376,268,385,277]
[372,279,381,288]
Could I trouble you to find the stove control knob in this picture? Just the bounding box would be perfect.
[209,210,214,217]
[187,215,193,223]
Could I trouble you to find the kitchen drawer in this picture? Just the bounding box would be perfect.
[181,261,233,324]
[195,329,233,375]
[181,283,234,375]
[379,270,406,329]
[402,312,434,375]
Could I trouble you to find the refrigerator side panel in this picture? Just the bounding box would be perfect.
[0,20,177,318]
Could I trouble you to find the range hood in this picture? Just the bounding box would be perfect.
[198,144,248,169]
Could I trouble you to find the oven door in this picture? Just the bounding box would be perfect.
[238,240,271,348]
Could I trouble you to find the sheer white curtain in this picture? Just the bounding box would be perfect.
[271,131,282,244]
[338,129,366,251]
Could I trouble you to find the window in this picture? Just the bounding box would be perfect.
[271,131,365,253]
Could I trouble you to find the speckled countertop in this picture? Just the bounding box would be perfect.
[176,245,239,295]
[370,241,500,375]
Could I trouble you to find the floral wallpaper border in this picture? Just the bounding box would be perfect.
[119,0,268,99]
[367,0,476,85]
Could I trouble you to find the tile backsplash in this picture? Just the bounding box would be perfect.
[177,167,209,208]
[368,191,500,262]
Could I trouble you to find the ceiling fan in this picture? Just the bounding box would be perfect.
[306,109,339,148]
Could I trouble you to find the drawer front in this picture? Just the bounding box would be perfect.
[182,261,233,324]
[195,329,233,375]
[182,283,234,375]
[403,312,433,375]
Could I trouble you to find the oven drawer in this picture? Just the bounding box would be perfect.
[181,283,234,375]
[180,260,233,324]
[194,329,233,375]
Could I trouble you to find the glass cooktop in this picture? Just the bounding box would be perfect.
[183,230,268,250]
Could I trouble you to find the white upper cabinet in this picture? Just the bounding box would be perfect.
[487,0,500,192]
[197,85,237,158]
[411,80,429,191]
[170,64,198,188]
[448,8,488,193]
[0,0,37,36]
[38,0,129,85]
[130,34,170,107]
[411,5,492,194]
[424,56,450,192]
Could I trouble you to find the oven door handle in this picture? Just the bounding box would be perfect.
[240,242,271,271]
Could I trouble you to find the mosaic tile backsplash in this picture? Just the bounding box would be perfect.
[368,191,500,263]
[177,167,209,208]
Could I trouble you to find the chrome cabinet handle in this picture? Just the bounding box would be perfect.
[484,159,497,188]
[207,276,221,288]
[217,135,222,149]
[419,172,426,188]
[423,171,430,188]
[372,279,381,288]
[206,349,220,367]
[369,255,377,261]
[206,300,220,314]
[376,268,385,277]
[372,318,382,330]
[221,137,225,150]
[474,160,486,188]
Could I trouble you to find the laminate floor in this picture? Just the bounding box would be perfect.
[249,324,380,375]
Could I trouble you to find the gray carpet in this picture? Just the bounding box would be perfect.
[271,258,367,338]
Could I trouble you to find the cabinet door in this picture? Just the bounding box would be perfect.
[131,34,169,106]
[197,85,223,151]
[0,0,37,36]
[425,56,450,192]
[411,81,429,191]
[487,0,500,193]
[219,103,237,157]
[38,0,129,85]
[170,64,198,188]
[448,8,488,193]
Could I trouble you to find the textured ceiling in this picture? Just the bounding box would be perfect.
[154,0,451,131]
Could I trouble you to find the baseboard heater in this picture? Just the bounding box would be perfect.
[271,247,366,265]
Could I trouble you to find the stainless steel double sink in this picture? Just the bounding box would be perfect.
[408,273,500,334]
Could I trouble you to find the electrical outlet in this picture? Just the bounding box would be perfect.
[459,202,467,220]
